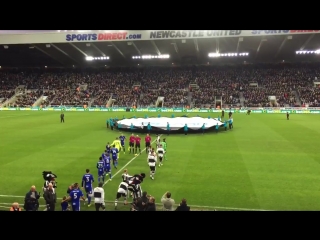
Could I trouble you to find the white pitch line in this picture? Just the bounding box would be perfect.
[0,194,271,211]
[0,195,25,198]
[102,135,161,187]
[0,206,10,209]
[0,202,46,207]
[0,114,31,118]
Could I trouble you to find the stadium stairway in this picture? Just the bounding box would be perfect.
[1,94,18,107]
[33,95,44,107]
[49,95,58,106]
[239,92,245,106]
[292,90,302,106]
[106,94,115,107]
[88,98,95,107]
[190,99,195,108]
[188,91,192,106]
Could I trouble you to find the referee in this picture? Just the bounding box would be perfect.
[93,182,105,211]
[60,113,64,123]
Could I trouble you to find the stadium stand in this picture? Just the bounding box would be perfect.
[1,63,320,108]
[0,90,15,104]
[14,91,42,107]
[298,88,320,107]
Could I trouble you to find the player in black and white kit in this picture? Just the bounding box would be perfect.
[128,173,145,199]
[128,182,143,199]
[151,147,157,163]
[156,134,161,148]
[147,146,152,155]
[122,169,132,182]
[157,144,165,167]
[148,150,157,180]
[129,183,142,199]
[115,181,129,209]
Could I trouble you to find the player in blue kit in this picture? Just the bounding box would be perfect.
[101,152,106,162]
[97,157,105,183]
[106,143,111,155]
[81,169,94,207]
[103,154,112,180]
[119,133,126,154]
[67,183,85,211]
[111,147,119,169]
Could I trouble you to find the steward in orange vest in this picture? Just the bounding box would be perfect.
[10,202,22,211]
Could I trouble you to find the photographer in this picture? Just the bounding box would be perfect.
[161,191,175,211]
[24,185,40,211]
[44,183,57,211]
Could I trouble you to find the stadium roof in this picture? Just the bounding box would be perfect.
[0,33,320,68]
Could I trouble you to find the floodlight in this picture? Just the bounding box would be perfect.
[85,56,109,61]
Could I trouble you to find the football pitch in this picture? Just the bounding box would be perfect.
[0,111,320,211]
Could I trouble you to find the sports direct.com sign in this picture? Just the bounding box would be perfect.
[65,32,142,41]
[0,30,319,44]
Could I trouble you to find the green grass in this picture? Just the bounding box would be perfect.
[0,111,320,211]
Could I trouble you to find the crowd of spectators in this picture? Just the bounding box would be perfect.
[51,89,90,106]
[92,91,110,106]
[14,91,42,107]
[89,71,136,107]
[0,63,320,108]
[243,88,270,107]
[88,68,191,107]
[191,67,243,107]
[139,88,188,107]
[139,90,158,107]
[0,90,15,104]
[40,91,55,107]
[241,64,319,107]
[159,89,188,107]
[297,87,320,107]
[192,89,214,107]
[113,87,140,107]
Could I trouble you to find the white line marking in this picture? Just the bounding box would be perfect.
[0,195,24,198]
[0,114,31,118]
[0,206,10,209]
[102,135,161,187]
[0,202,46,207]
[0,194,271,211]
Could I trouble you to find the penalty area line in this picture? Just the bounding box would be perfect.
[102,135,162,187]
